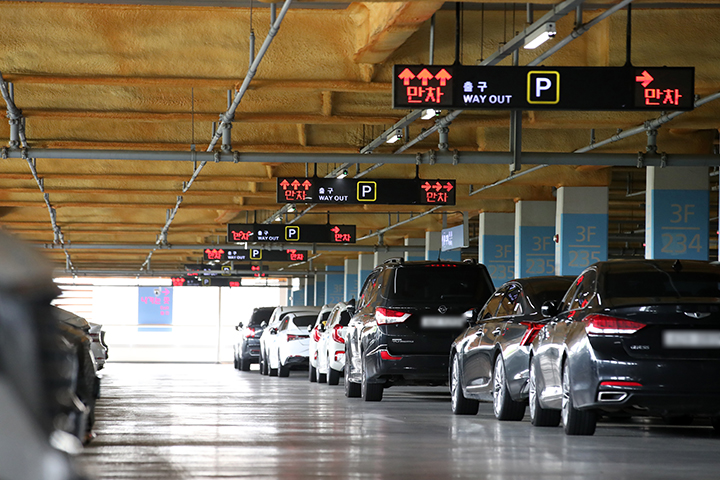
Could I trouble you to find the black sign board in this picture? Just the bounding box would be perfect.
[277,177,456,205]
[393,65,694,111]
[203,248,307,262]
[227,223,356,244]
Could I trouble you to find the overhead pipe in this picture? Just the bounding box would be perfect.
[575,90,720,153]
[41,243,427,253]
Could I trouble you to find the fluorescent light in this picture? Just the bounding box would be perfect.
[288,205,296,212]
[386,129,402,144]
[524,22,556,50]
[421,109,438,120]
[336,169,348,179]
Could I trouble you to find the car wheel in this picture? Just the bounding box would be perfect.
[309,364,317,383]
[361,351,383,402]
[529,359,560,427]
[269,366,278,376]
[259,351,267,375]
[450,353,479,415]
[328,367,341,386]
[240,356,251,372]
[492,355,526,421]
[561,359,596,435]
[279,363,290,377]
[233,353,239,369]
[344,350,361,398]
[317,366,327,384]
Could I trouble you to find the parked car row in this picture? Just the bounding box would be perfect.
[0,231,88,479]
[235,257,720,437]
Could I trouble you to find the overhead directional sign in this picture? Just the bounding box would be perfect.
[227,223,356,244]
[393,65,694,111]
[203,248,307,262]
[277,177,456,205]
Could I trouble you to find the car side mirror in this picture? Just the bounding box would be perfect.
[270,328,278,335]
[307,324,313,333]
[463,308,478,325]
[260,321,267,328]
[346,306,355,316]
[541,300,560,318]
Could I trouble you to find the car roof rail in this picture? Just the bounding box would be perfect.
[463,258,477,265]
[382,257,404,265]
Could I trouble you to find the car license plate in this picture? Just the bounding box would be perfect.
[421,316,464,329]
[663,330,720,349]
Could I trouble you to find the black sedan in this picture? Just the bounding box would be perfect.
[449,276,574,418]
[530,260,720,435]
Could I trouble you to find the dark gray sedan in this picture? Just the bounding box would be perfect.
[450,276,574,418]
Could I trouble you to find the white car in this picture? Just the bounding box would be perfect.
[259,305,320,376]
[88,323,108,370]
[267,312,321,377]
[308,304,334,383]
[316,301,355,385]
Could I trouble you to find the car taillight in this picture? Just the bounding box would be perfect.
[334,350,345,362]
[331,324,345,344]
[584,314,645,335]
[287,334,309,342]
[519,322,545,346]
[600,381,642,387]
[312,327,321,343]
[244,327,256,338]
[375,307,411,325]
[380,350,402,360]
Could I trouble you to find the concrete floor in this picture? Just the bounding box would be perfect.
[78,363,720,479]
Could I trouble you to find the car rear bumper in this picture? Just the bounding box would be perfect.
[364,345,449,386]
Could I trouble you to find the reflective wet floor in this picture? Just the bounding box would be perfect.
[78,363,720,479]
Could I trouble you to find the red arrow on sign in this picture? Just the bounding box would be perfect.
[435,69,452,86]
[444,182,454,192]
[301,180,312,190]
[331,226,340,234]
[291,179,301,190]
[635,70,654,88]
[417,68,434,86]
[421,181,431,192]
[279,179,289,189]
[433,181,442,192]
[398,68,416,86]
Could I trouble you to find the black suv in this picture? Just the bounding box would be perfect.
[234,306,275,371]
[344,259,495,401]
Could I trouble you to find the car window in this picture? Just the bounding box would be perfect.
[291,315,317,328]
[497,284,523,317]
[570,270,597,310]
[388,265,494,304]
[480,288,505,320]
[278,318,290,331]
[338,310,352,327]
[604,270,720,299]
[314,310,331,328]
[560,277,583,312]
[359,271,381,311]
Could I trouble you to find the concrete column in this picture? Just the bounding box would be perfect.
[515,201,556,278]
[478,212,515,286]
[304,276,314,306]
[555,186,608,275]
[343,258,358,302]
[646,166,709,260]
[314,273,326,306]
[325,266,345,305]
[292,278,305,306]
[358,254,374,297]
[426,231,462,261]
[404,237,425,261]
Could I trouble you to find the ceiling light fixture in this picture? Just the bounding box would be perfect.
[524,22,556,50]
[288,205,296,212]
[386,129,402,144]
[336,169,348,179]
[421,109,438,120]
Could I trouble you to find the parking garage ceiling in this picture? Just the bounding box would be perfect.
[1,0,719,274]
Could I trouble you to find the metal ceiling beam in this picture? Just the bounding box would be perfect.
[40,243,426,253]
[5,149,720,166]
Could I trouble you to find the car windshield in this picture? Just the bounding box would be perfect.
[388,266,492,303]
[291,315,317,328]
[604,271,720,299]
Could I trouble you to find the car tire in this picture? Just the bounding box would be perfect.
[259,351,267,375]
[317,367,327,384]
[450,353,479,415]
[561,359,596,435]
[529,359,560,427]
[279,363,290,377]
[269,366,278,376]
[344,352,361,398]
[233,353,239,369]
[493,355,526,421]
[361,351,383,402]
[328,367,341,385]
[240,356,251,372]
[309,364,317,383]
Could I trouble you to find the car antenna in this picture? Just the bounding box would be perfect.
[672,259,683,272]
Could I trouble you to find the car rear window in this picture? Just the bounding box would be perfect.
[291,315,317,328]
[388,265,493,303]
[249,308,274,326]
[604,271,720,299]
